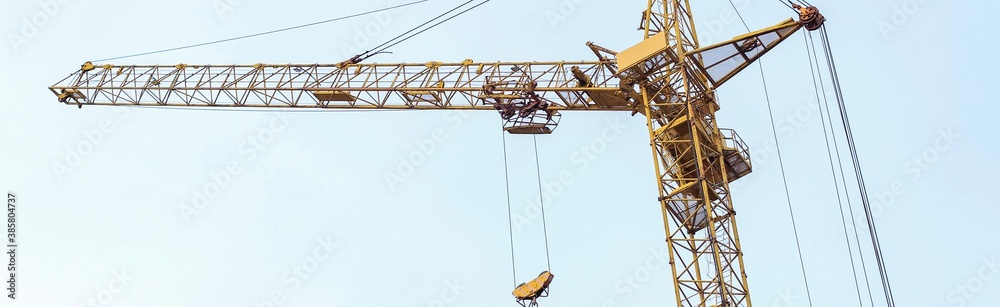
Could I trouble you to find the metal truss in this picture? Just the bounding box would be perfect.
[50,60,634,111]
[627,1,800,306]
[46,1,820,306]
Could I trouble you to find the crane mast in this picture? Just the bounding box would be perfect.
[48,1,824,306]
[636,1,752,306]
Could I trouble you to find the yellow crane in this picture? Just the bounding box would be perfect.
[49,2,825,306]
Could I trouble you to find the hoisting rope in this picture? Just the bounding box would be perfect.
[532,135,553,273]
[500,127,554,304]
[500,120,519,288]
[89,0,429,62]
[726,1,815,306]
[816,25,897,307]
[803,30,870,306]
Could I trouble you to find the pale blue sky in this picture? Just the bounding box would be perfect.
[1,0,998,306]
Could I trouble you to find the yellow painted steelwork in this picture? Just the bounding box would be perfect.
[513,271,553,307]
[48,2,825,306]
[617,31,671,73]
[80,61,95,72]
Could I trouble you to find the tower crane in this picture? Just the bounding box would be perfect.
[49,2,825,306]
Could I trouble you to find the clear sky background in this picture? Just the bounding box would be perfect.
[1,0,998,306]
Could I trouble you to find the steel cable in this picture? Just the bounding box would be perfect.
[90,1,428,62]
[725,2,815,305]
[817,25,896,306]
[500,120,518,288]
[532,135,552,273]
[369,0,492,56]
[359,0,476,59]
[804,30,869,307]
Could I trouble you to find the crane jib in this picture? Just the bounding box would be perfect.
[46,2,829,306]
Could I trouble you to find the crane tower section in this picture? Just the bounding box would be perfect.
[618,1,815,306]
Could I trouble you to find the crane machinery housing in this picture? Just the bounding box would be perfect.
[49,2,827,306]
